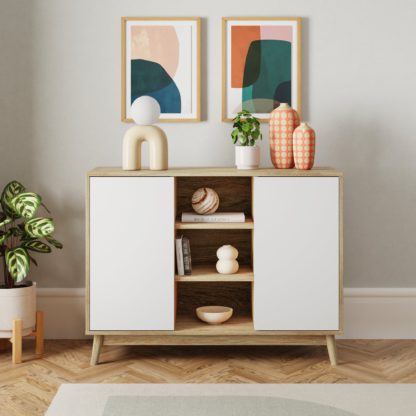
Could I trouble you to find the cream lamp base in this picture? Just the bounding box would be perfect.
[122,125,168,171]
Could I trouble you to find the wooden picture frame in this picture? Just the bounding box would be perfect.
[222,17,302,122]
[121,17,201,122]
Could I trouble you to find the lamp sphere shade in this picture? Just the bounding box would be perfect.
[130,96,161,125]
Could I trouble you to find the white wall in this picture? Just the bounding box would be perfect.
[1,0,415,288]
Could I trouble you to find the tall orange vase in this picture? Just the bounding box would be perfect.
[293,122,316,170]
[269,103,300,169]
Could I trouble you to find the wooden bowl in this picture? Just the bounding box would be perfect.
[196,306,233,325]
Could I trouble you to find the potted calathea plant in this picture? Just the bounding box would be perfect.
[231,110,262,169]
[0,181,62,338]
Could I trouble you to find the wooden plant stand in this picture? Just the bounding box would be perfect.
[8,310,44,364]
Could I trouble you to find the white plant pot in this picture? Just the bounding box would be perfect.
[235,146,260,170]
[0,282,36,338]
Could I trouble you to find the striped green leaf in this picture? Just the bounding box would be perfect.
[25,217,54,238]
[24,240,51,253]
[5,247,30,282]
[45,235,63,249]
[0,230,11,244]
[1,181,25,217]
[0,212,12,227]
[10,192,41,219]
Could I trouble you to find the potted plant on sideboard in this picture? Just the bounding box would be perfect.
[0,181,62,342]
[231,110,262,169]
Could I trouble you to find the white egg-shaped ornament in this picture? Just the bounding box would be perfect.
[216,259,239,274]
[191,187,219,215]
[216,245,239,260]
[216,244,239,274]
[130,96,161,125]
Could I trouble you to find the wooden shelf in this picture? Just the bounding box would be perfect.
[175,265,253,282]
[175,218,254,230]
[175,314,254,335]
[100,315,331,339]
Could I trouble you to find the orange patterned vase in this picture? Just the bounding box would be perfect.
[269,103,300,169]
[293,122,316,170]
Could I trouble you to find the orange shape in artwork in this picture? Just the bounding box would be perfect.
[231,26,261,88]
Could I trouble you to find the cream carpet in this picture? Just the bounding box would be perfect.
[46,384,416,416]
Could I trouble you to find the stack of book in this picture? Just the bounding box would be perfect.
[176,235,192,276]
[181,212,245,223]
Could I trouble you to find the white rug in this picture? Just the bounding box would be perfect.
[46,384,416,416]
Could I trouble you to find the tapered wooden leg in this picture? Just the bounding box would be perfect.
[11,319,23,364]
[326,335,338,366]
[35,311,44,355]
[90,335,104,366]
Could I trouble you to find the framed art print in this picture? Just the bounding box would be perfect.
[222,17,301,121]
[121,17,201,122]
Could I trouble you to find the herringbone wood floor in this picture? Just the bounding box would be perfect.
[0,339,415,416]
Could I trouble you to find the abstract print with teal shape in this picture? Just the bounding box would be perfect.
[242,40,291,113]
[131,59,181,113]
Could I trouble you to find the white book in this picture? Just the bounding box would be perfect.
[175,236,185,276]
[181,212,246,223]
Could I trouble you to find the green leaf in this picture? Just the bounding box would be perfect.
[10,192,41,219]
[240,135,248,145]
[45,235,63,249]
[25,217,55,238]
[5,247,29,282]
[24,240,52,253]
[1,181,25,217]
[0,212,12,227]
[242,123,252,132]
[0,230,11,244]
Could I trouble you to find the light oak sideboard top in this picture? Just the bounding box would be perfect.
[88,167,343,177]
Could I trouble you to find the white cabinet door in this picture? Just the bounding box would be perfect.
[89,177,174,331]
[253,177,340,331]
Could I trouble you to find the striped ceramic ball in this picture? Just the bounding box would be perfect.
[191,187,220,215]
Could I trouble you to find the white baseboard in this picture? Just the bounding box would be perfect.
[37,288,416,340]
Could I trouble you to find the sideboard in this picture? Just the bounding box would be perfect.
[86,167,343,365]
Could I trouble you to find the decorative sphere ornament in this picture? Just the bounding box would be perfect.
[216,245,239,274]
[192,188,219,215]
[130,96,161,125]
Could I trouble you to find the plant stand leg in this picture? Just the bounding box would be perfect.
[326,335,338,366]
[90,335,104,366]
[35,311,44,355]
[11,319,23,364]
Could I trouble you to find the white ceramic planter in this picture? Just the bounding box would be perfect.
[0,282,36,338]
[235,146,260,170]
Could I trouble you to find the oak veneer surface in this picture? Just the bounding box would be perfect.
[1,339,416,416]
[175,265,253,282]
[88,167,343,177]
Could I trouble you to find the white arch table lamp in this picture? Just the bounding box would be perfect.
[122,96,168,171]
